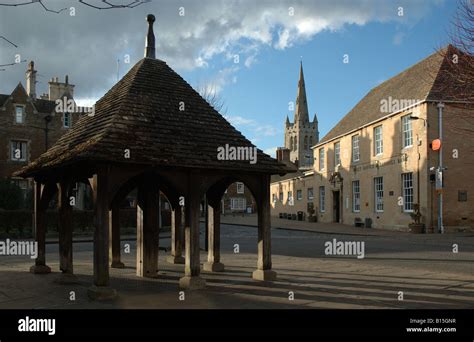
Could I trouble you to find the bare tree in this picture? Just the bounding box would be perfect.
[196,84,228,115]
[0,0,148,13]
[425,0,474,141]
[432,0,474,103]
[0,35,18,48]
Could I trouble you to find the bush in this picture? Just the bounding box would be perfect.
[0,179,23,210]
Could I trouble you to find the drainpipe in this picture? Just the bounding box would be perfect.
[437,102,444,234]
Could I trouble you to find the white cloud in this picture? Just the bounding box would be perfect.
[225,115,256,126]
[393,32,405,45]
[275,28,291,50]
[197,65,240,96]
[254,125,279,137]
[0,0,441,99]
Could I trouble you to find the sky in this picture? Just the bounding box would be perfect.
[0,0,459,156]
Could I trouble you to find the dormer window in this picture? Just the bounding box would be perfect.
[63,112,71,128]
[15,106,25,124]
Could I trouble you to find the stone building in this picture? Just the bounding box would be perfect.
[271,46,474,231]
[283,62,319,169]
[221,181,256,214]
[0,61,85,205]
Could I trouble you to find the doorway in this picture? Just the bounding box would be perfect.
[333,190,340,223]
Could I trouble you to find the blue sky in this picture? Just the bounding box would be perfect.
[178,0,457,156]
[0,0,459,157]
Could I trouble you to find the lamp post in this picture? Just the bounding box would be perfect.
[410,108,444,234]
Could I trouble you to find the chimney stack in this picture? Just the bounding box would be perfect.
[276,147,291,162]
[48,75,75,101]
[25,61,37,99]
[144,14,156,59]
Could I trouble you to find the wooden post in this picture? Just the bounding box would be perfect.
[109,202,124,268]
[167,204,184,264]
[136,177,160,278]
[252,175,276,281]
[30,181,51,274]
[87,166,116,300]
[179,180,205,289]
[56,180,78,283]
[203,202,224,272]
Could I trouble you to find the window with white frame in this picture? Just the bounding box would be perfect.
[236,182,244,194]
[352,180,360,212]
[319,148,325,171]
[374,176,384,212]
[374,125,383,156]
[334,142,341,166]
[230,197,246,210]
[10,140,27,161]
[288,191,293,205]
[402,173,414,212]
[15,106,24,124]
[272,193,277,203]
[401,115,413,148]
[352,135,360,162]
[296,189,302,201]
[319,186,325,212]
[307,187,314,200]
[63,112,71,128]
[279,192,283,202]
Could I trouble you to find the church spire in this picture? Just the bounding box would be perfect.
[294,61,309,123]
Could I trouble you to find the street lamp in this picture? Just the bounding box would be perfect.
[409,115,428,127]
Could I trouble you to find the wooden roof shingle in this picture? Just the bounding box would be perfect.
[16,57,295,177]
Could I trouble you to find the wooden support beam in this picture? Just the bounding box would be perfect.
[30,181,51,274]
[87,166,117,300]
[252,175,277,281]
[109,202,125,268]
[167,205,185,264]
[203,203,224,272]
[136,177,160,278]
[179,176,205,289]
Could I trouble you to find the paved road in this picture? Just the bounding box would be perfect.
[0,224,473,309]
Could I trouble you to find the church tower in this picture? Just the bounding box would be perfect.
[283,62,319,169]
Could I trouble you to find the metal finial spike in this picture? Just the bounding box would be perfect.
[144,14,156,59]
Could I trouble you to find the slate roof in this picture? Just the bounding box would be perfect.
[317,45,473,145]
[0,94,9,107]
[0,93,56,113]
[271,170,306,183]
[33,98,57,113]
[16,57,295,177]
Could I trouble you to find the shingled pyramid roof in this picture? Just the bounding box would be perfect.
[16,56,294,177]
[318,45,473,145]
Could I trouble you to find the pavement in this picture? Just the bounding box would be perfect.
[216,213,472,237]
[0,223,473,309]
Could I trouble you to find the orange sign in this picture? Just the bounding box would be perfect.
[432,139,442,151]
